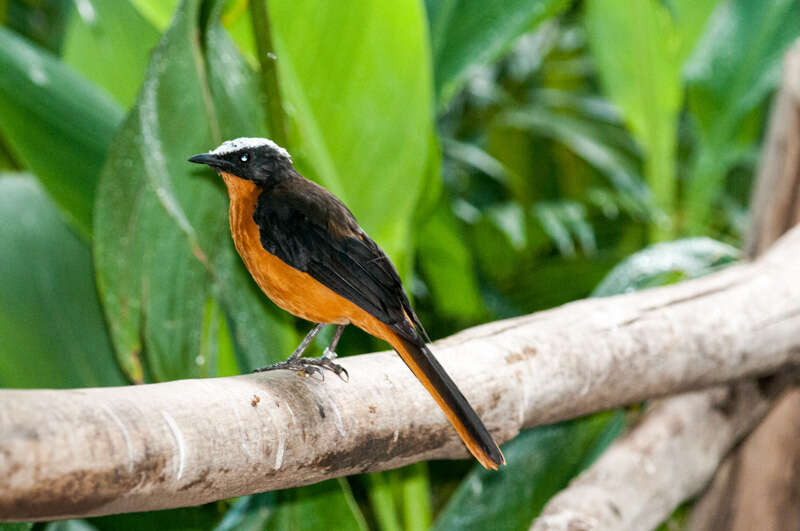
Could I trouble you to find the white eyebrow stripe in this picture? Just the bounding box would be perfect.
[210,137,291,160]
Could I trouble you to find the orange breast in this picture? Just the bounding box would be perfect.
[220,172,388,338]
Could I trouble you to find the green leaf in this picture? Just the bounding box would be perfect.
[89,506,221,531]
[0,522,33,531]
[44,521,98,531]
[61,0,161,108]
[417,204,484,320]
[0,175,125,388]
[267,480,367,531]
[584,0,717,240]
[93,0,293,382]
[214,493,275,531]
[592,237,738,296]
[433,412,624,531]
[129,0,179,30]
[684,0,800,233]
[427,0,571,107]
[0,26,123,237]
[499,104,649,208]
[266,0,436,270]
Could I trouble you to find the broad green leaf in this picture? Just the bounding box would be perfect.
[433,412,624,531]
[584,0,717,241]
[684,0,800,233]
[0,26,123,237]
[426,0,570,107]
[94,0,293,382]
[266,0,436,270]
[0,175,125,388]
[592,237,738,296]
[129,0,179,30]
[61,0,161,107]
[499,104,649,208]
[214,493,275,531]
[267,479,367,531]
[0,522,33,530]
[44,521,97,531]
[366,472,403,531]
[89,506,220,531]
[418,204,484,320]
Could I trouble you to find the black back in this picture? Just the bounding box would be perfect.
[253,173,428,343]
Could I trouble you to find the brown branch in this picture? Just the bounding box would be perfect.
[532,376,798,531]
[688,39,800,531]
[530,39,800,531]
[4,225,800,521]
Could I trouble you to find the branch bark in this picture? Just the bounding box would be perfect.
[687,40,800,531]
[531,376,797,531]
[4,227,800,521]
[530,40,800,531]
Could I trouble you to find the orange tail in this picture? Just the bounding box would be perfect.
[384,329,505,470]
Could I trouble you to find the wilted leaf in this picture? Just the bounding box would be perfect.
[0,26,123,236]
[0,175,125,388]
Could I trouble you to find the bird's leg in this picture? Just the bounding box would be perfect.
[322,324,345,360]
[253,323,348,381]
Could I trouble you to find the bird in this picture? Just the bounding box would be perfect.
[189,138,505,470]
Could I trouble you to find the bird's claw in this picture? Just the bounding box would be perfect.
[253,356,348,382]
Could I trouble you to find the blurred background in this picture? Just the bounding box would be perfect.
[0,0,797,529]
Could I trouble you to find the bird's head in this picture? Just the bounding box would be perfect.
[188,137,292,185]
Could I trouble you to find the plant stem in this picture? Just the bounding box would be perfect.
[249,0,288,147]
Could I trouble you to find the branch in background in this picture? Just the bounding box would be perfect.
[529,39,800,531]
[688,40,800,531]
[531,376,798,531]
[4,226,800,521]
[249,0,288,147]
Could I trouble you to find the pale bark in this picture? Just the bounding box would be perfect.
[530,40,800,531]
[688,40,800,531]
[3,225,800,521]
[531,377,797,531]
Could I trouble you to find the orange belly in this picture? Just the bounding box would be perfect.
[221,172,388,339]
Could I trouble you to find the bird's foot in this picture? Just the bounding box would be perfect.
[253,353,348,382]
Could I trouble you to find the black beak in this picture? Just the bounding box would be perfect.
[188,153,224,167]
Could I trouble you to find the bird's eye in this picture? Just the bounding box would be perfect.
[240,153,250,163]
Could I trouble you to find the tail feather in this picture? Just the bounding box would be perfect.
[389,332,505,470]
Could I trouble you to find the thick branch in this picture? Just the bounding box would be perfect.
[4,227,800,521]
[530,41,800,531]
[531,376,797,531]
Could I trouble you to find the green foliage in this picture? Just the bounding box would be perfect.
[61,0,160,107]
[584,0,716,241]
[267,0,435,268]
[433,412,625,531]
[0,25,123,236]
[593,237,738,296]
[427,0,571,107]
[0,0,794,528]
[684,0,800,233]
[0,175,125,388]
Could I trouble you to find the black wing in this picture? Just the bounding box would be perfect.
[254,177,428,342]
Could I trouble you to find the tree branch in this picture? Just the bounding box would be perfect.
[4,226,800,521]
[529,40,800,531]
[531,375,798,531]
